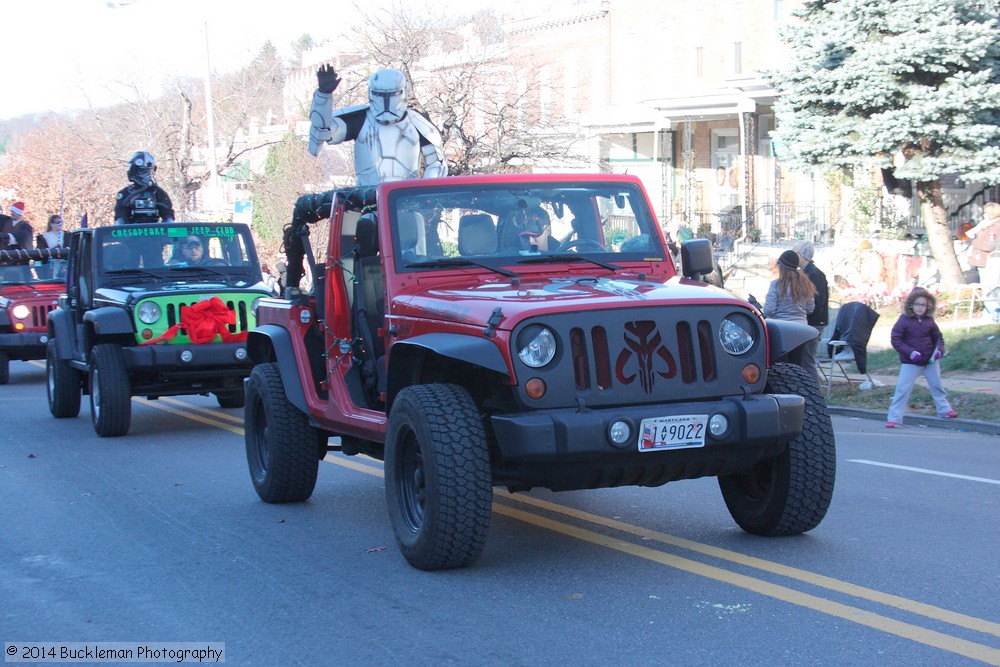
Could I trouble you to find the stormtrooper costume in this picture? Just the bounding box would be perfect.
[308,65,448,185]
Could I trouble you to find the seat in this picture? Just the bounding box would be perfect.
[815,301,840,385]
[351,213,384,404]
[819,301,879,399]
[103,244,133,271]
[397,210,426,257]
[458,214,497,255]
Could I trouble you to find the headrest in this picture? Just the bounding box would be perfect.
[458,214,497,256]
[355,213,379,257]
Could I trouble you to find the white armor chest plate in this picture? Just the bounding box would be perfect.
[355,114,421,185]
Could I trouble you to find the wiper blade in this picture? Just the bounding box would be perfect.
[405,257,520,278]
[516,253,621,271]
[104,268,161,279]
[166,265,228,277]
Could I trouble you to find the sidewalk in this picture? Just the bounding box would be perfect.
[826,370,1000,436]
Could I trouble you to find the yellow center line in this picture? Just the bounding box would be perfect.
[134,397,244,436]
[493,490,1000,639]
[491,503,1000,665]
[145,402,1000,663]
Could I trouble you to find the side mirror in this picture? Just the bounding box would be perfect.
[680,238,714,278]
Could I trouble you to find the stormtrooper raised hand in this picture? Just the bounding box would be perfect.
[308,64,448,185]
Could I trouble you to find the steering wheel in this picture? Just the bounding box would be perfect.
[559,238,606,253]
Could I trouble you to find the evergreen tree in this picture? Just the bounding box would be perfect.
[768,0,1000,286]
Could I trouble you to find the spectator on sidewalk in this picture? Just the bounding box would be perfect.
[966,201,1000,286]
[885,287,958,428]
[762,249,816,370]
[793,240,829,379]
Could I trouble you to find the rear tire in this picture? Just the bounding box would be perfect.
[719,362,835,535]
[89,343,131,437]
[47,338,81,418]
[244,363,320,503]
[385,384,493,570]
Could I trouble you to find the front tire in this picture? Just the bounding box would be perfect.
[719,362,836,536]
[89,343,131,437]
[385,384,493,571]
[244,363,321,503]
[47,338,81,418]
[0,349,9,384]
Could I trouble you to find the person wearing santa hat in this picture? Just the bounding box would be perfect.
[2,202,34,250]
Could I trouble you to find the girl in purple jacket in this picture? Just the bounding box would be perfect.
[886,287,958,427]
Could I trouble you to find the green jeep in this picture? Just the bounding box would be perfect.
[46,223,273,437]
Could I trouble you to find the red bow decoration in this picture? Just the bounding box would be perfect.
[141,296,247,345]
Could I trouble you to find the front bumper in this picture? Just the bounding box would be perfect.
[120,342,251,374]
[490,393,804,491]
[0,331,50,359]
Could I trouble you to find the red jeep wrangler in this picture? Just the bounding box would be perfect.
[245,174,834,570]
[0,248,67,384]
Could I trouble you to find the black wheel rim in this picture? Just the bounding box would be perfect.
[396,429,425,533]
[91,368,101,421]
[250,394,270,478]
[737,460,775,502]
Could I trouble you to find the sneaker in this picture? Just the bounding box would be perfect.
[944,410,958,418]
[885,421,896,428]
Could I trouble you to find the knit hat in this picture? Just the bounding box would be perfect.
[777,250,800,270]
[9,202,24,216]
[792,240,814,261]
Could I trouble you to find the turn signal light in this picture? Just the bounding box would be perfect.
[742,364,760,384]
[525,377,546,399]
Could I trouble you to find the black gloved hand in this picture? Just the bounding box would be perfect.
[317,64,341,94]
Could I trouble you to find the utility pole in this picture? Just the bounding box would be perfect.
[203,21,221,214]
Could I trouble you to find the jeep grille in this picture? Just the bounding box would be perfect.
[32,304,56,330]
[571,319,717,391]
[514,306,764,408]
[165,299,250,334]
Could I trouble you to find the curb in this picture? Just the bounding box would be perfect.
[828,405,1000,436]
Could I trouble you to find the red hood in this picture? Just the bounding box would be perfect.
[0,283,64,302]
[392,274,745,330]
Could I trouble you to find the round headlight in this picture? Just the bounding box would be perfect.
[719,314,755,355]
[11,304,30,320]
[517,326,557,368]
[137,301,161,324]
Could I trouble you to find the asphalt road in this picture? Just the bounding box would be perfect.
[1,361,998,666]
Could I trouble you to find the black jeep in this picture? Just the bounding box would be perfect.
[46,223,272,436]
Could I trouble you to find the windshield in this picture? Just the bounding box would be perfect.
[387,181,665,272]
[96,223,260,278]
[0,262,65,284]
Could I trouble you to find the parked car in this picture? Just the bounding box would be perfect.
[245,174,836,570]
[45,223,272,436]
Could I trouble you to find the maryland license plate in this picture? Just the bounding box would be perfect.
[638,415,708,451]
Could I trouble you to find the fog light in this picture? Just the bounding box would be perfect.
[39,334,48,344]
[608,420,631,447]
[180,350,194,363]
[234,347,248,361]
[709,414,729,437]
[525,377,546,399]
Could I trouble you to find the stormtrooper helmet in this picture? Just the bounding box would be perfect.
[368,69,408,125]
[127,151,158,187]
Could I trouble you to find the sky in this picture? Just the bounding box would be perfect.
[1,0,369,120]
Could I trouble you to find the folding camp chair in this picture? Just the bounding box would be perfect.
[819,301,879,399]
[815,301,840,385]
